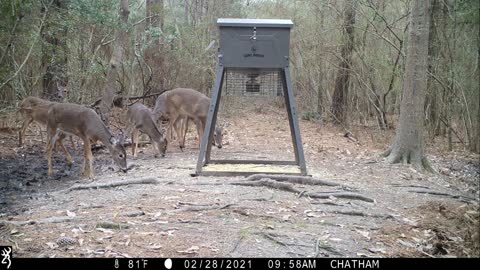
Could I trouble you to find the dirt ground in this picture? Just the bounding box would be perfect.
[0,100,479,258]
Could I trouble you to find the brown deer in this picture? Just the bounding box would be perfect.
[153,88,209,148]
[126,103,167,158]
[46,102,127,179]
[174,115,225,150]
[18,82,69,147]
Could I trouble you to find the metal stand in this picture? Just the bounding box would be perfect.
[195,64,307,176]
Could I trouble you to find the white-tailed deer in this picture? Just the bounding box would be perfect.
[153,88,209,148]
[174,115,225,150]
[126,103,167,158]
[46,102,127,179]
[18,83,69,147]
[18,97,76,162]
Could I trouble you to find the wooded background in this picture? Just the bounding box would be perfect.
[0,0,478,154]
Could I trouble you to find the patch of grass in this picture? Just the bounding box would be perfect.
[302,111,321,122]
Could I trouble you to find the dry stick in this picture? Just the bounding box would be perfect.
[229,235,245,255]
[246,174,341,187]
[0,216,74,226]
[65,177,161,192]
[177,203,235,212]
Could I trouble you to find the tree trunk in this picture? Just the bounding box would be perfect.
[331,0,355,124]
[99,0,130,125]
[425,0,443,138]
[145,0,165,93]
[316,6,325,118]
[41,0,68,101]
[382,0,435,173]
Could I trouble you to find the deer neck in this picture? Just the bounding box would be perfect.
[95,123,116,151]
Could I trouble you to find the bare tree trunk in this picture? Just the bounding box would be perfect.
[145,0,165,93]
[425,0,443,139]
[99,0,130,125]
[316,6,325,118]
[382,0,435,173]
[41,0,68,101]
[331,0,355,124]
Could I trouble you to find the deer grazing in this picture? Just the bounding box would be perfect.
[126,103,167,158]
[153,88,225,150]
[173,115,225,150]
[18,83,69,147]
[46,102,127,179]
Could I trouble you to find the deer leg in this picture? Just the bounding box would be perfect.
[82,137,94,178]
[180,117,189,150]
[69,135,75,149]
[19,118,33,147]
[57,133,74,166]
[38,123,44,143]
[193,118,204,149]
[131,129,139,158]
[46,128,58,177]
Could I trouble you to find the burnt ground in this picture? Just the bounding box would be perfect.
[0,102,478,258]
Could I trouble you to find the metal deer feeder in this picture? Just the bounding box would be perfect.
[195,18,307,176]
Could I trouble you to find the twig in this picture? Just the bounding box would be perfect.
[177,203,235,212]
[229,235,245,255]
[0,216,74,226]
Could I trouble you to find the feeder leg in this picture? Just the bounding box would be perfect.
[196,66,225,175]
[282,67,307,175]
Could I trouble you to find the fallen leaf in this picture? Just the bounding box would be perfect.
[66,210,76,217]
[147,243,162,250]
[368,247,387,254]
[355,229,371,240]
[96,228,114,234]
[177,246,199,254]
[46,242,58,249]
[396,239,415,248]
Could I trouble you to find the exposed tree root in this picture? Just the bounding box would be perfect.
[328,210,392,219]
[231,179,301,193]
[303,192,375,203]
[246,174,341,186]
[409,190,477,203]
[381,147,437,174]
[65,177,161,192]
[229,179,375,203]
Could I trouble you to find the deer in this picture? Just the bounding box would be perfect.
[153,88,225,150]
[126,103,168,158]
[173,115,225,150]
[46,102,127,179]
[18,82,71,147]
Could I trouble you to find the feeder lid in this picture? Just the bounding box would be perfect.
[217,18,293,28]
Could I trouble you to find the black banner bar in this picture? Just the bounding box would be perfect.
[5,258,479,270]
